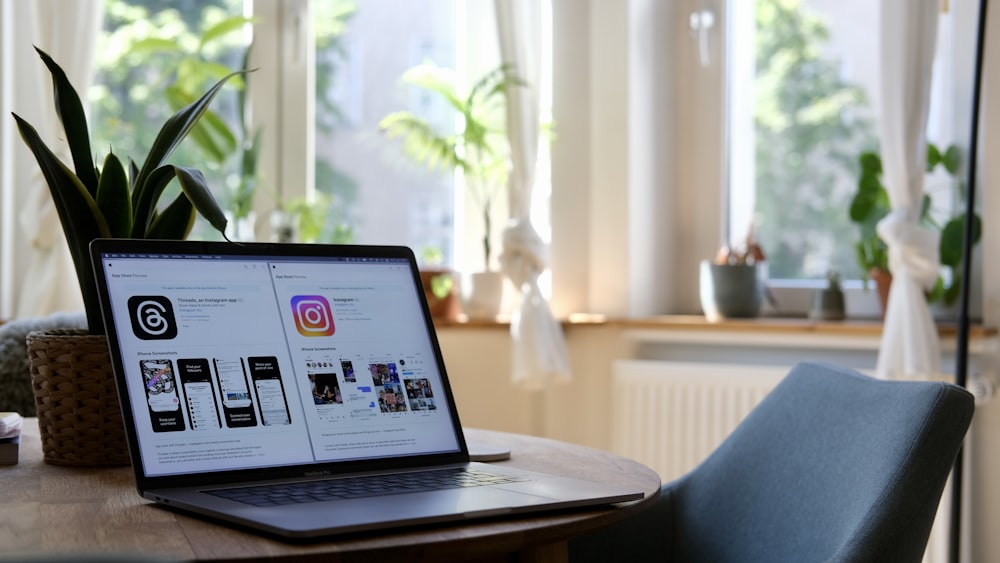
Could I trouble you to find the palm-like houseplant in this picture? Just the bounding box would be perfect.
[849,142,982,306]
[12,47,240,334]
[378,63,523,272]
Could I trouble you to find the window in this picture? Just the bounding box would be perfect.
[91,0,550,276]
[729,0,877,281]
[725,0,978,315]
[311,0,459,258]
[92,0,251,241]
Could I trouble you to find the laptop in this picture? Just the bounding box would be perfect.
[90,239,643,539]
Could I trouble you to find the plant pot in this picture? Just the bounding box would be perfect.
[699,260,765,322]
[419,268,461,321]
[870,268,892,319]
[810,285,846,321]
[461,271,505,320]
[26,329,130,466]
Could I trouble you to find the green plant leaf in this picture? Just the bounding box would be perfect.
[939,215,982,267]
[129,37,186,55]
[380,112,462,172]
[402,64,465,113]
[173,165,228,235]
[129,158,139,191]
[11,113,109,241]
[12,112,109,333]
[942,145,961,175]
[849,191,876,222]
[146,192,195,239]
[468,63,525,107]
[919,193,933,222]
[237,44,254,137]
[131,165,179,237]
[165,85,236,163]
[857,172,881,195]
[133,69,248,204]
[33,47,99,194]
[96,152,132,237]
[926,142,941,171]
[430,273,454,299]
[242,128,262,178]
[943,273,962,305]
[927,276,945,303]
[200,15,256,49]
[858,151,881,174]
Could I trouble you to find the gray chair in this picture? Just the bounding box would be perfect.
[569,361,974,562]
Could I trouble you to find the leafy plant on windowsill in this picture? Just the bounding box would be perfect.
[848,142,982,305]
[378,63,524,273]
[11,47,242,334]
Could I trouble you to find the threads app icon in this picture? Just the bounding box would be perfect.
[128,296,178,340]
[291,295,335,336]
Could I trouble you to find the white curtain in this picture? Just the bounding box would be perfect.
[875,0,942,379]
[12,0,103,318]
[494,0,570,391]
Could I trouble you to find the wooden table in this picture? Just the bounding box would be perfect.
[0,419,661,562]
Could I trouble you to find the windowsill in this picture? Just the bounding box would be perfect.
[433,314,998,342]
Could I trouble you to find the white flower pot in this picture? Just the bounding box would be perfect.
[462,271,504,320]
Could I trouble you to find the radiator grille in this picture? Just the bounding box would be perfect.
[611,360,784,482]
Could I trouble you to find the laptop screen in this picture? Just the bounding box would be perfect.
[93,241,464,479]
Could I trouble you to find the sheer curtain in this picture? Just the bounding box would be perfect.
[12,0,103,318]
[494,0,570,391]
[875,0,942,379]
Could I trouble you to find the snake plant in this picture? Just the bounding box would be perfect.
[12,47,241,334]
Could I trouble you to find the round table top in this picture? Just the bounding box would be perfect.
[1,419,661,562]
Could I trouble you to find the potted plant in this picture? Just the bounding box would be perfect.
[378,62,523,319]
[12,47,240,466]
[699,229,768,322]
[417,247,461,322]
[848,142,982,313]
[13,47,240,334]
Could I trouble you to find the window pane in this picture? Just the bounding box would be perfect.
[729,0,878,281]
[313,0,459,263]
[730,0,971,287]
[92,0,251,240]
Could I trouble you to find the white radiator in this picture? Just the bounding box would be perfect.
[611,359,785,482]
[610,359,956,563]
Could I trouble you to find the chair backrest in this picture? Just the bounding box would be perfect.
[568,361,974,563]
[670,361,974,562]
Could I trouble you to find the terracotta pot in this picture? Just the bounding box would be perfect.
[419,268,461,321]
[870,268,892,319]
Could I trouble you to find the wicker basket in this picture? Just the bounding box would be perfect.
[26,329,130,466]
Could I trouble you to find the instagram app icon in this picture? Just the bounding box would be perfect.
[291,295,335,336]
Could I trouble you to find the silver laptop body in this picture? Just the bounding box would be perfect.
[90,239,642,538]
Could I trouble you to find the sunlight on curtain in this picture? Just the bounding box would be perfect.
[494,0,570,390]
[875,0,942,379]
[13,0,103,318]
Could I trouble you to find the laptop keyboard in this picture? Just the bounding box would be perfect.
[206,467,527,507]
